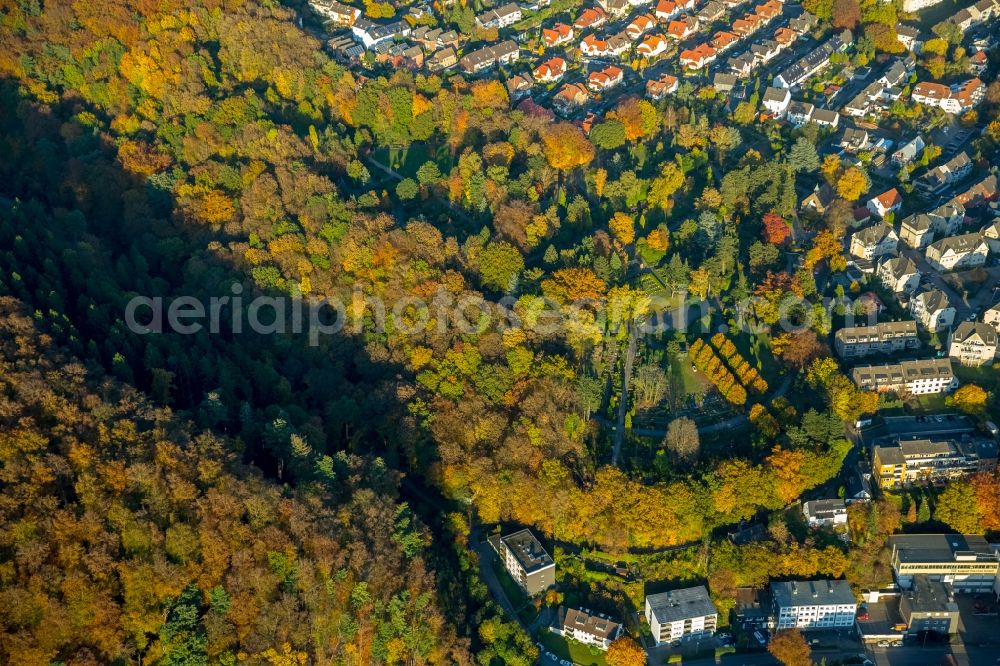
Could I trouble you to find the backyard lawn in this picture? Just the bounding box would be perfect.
[538,631,609,666]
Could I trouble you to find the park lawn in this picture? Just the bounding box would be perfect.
[538,632,610,666]
[371,142,453,178]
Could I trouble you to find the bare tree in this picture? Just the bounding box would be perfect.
[663,416,700,464]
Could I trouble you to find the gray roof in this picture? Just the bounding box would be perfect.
[902,213,932,233]
[499,529,553,573]
[915,289,950,314]
[853,222,894,246]
[880,255,918,279]
[763,86,789,103]
[951,320,997,345]
[836,319,917,343]
[903,576,958,614]
[927,232,986,256]
[559,607,621,640]
[771,580,855,608]
[803,498,846,517]
[646,586,717,624]
[896,24,920,39]
[812,108,839,124]
[888,534,996,563]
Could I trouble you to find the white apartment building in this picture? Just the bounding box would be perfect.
[910,289,956,332]
[849,222,898,261]
[771,580,857,631]
[645,586,718,644]
[851,358,957,395]
[925,232,989,272]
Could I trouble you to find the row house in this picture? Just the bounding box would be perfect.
[849,222,898,261]
[727,53,756,76]
[533,57,567,83]
[774,26,797,47]
[948,321,997,367]
[786,100,814,127]
[411,27,460,50]
[732,14,765,37]
[877,255,920,294]
[459,40,520,73]
[773,29,852,88]
[667,16,699,39]
[426,47,458,71]
[626,14,657,39]
[915,152,972,195]
[788,11,817,34]
[374,42,424,70]
[867,188,903,219]
[851,358,957,395]
[553,82,590,111]
[679,43,716,68]
[588,64,624,91]
[910,289,955,332]
[924,232,989,272]
[574,7,608,31]
[911,78,985,114]
[874,438,997,489]
[834,320,920,359]
[697,0,726,22]
[750,39,781,66]
[475,2,521,29]
[638,34,670,58]
[952,174,998,208]
[646,73,679,99]
[542,23,574,47]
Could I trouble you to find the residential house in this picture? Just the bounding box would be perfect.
[915,152,973,195]
[774,27,797,47]
[924,232,989,271]
[983,301,1000,330]
[834,320,920,358]
[646,73,679,98]
[773,30,852,88]
[427,47,458,71]
[712,30,739,51]
[953,174,998,208]
[488,529,555,596]
[411,27,460,50]
[948,321,997,366]
[811,108,840,128]
[888,534,1000,593]
[554,607,622,650]
[645,587,718,645]
[899,213,934,249]
[877,256,920,294]
[310,0,361,26]
[896,24,922,52]
[801,183,835,215]
[751,40,782,65]
[928,201,965,235]
[626,14,657,39]
[981,220,1000,253]
[867,189,904,219]
[761,86,791,117]
[533,57,566,83]
[851,358,957,394]
[553,82,589,111]
[638,33,670,58]
[679,43,716,68]
[542,23,574,47]
[911,78,985,114]
[845,469,873,504]
[802,499,848,527]
[713,72,738,93]
[727,53,755,77]
[879,60,910,88]
[475,2,522,28]
[969,49,988,75]
[459,40,520,73]
[910,289,955,332]
[588,65,624,91]
[840,127,870,153]
[655,0,681,21]
[697,0,726,21]
[891,136,926,167]
[574,7,607,31]
[786,100,814,126]
[580,33,630,57]
[788,11,817,34]
[505,74,532,98]
[849,222,898,261]
[351,18,412,48]
[735,588,770,630]
[874,439,998,489]
[373,42,424,70]
[598,0,632,16]
[667,17,698,40]
[771,580,857,631]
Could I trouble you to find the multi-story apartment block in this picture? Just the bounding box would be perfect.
[899,213,934,249]
[834,321,919,358]
[645,586,718,644]
[984,301,1000,331]
[889,534,1000,593]
[925,232,989,271]
[475,2,522,28]
[911,78,985,114]
[915,152,973,195]
[851,358,957,395]
[872,437,998,489]
[770,580,857,631]
[899,576,960,636]
[555,607,622,650]
[488,529,555,596]
[459,40,519,73]
[877,255,920,293]
[910,289,956,332]
[849,222,898,261]
[948,321,998,367]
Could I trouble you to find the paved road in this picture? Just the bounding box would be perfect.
[898,245,1000,321]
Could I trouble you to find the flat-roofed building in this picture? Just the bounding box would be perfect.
[851,358,957,395]
[899,576,960,635]
[834,321,919,358]
[645,586,718,644]
[554,607,622,650]
[488,529,555,596]
[889,534,1000,593]
[872,437,998,488]
[771,580,857,630]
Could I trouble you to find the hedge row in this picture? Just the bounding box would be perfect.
[690,338,748,406]
[710,333,768,394]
